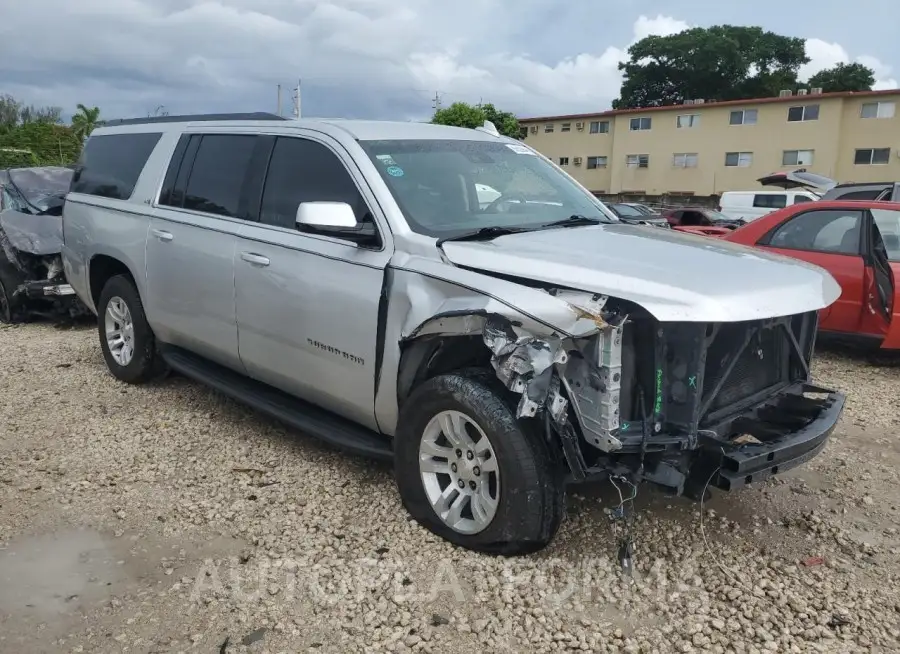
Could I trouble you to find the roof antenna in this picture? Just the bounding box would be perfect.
[475,120,500,137]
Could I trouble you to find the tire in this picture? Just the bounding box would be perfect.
[96,274,167,383]
[394,371,565,555]
[0,258,24,324]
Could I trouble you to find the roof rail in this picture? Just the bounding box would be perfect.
[100,112,287,127]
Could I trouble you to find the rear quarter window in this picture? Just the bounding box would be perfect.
[753,194,787,209]
[70,132,163,200]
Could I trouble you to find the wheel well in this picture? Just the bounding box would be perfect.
[89,256,134,307]
[397,335,491,405]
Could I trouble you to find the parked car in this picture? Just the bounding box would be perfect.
[621,202,656,216]
[821,182,900,202]
[605,202,671,228]
[662,207,745,237]
[757,169,900,203]
[62,113,845,554]
[0,166,88,323]
[724,200,900,350]
[718,190,819,222]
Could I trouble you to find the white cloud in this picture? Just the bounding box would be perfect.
[0,3,895,121]
[800,38,897,90]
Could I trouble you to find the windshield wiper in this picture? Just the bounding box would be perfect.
[541,214,605,228]
[436,226,531,246]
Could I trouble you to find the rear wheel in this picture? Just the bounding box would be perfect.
[97,274,167,383]
[394,371,565,555]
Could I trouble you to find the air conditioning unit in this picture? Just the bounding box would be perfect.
[575,122,584,130]
[797,88,808,96]
[811,87,824,95]
[573,157,583,166]
[529,125,538,133]
[779,89,793,97]
[695,99,705,104]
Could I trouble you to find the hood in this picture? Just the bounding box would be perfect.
[0,210,64,255]
[757,169,836,194]
[440,224,840,323]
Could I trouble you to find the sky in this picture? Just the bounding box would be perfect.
[1,0,897,122]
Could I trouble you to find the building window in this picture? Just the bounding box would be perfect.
[629,117,652,131]
[561,123,571,132]
[673,153,699,168]
[861,102,896,119]
[589,120,610,134]
[725,152,753,167]
[782,150,815,166]
[544,124,554,133]
[626,154,650,168]
[854,148,891,165]
[676,114,700,128]
[787,105,820,122]
[586,156,607,169]
[558,157,569,166]
[729,109,757,125]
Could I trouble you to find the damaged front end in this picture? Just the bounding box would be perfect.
[471,295,844,498]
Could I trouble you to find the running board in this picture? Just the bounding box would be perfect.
[160,346,393,462]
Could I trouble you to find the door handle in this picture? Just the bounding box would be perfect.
[151,229,173,242]
[240,252,270,267]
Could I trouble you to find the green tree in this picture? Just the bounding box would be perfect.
[71,103,102,141]
[613,26,809,108]
[19,104,63,125]
[0,94,23,134]
[432,101,521,138]
[806,62,875,93]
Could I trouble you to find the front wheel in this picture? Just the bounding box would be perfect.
[394,371,564,555]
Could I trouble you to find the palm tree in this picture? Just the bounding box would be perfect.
[71,104,101,141]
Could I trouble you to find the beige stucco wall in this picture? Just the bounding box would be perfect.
[521,91,900,196]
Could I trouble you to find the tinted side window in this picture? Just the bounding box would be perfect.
[71,132,162,200]
[182,135,257,218]
[260,137,369,229]
[836,189,882,201]
[753,194,787,209]
[766,210,863,254]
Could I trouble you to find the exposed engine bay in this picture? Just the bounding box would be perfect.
[471,293,842,496]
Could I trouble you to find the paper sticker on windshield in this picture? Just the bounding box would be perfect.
[376,154,397,166]
[386,165,404,177]
[505,144,536,155]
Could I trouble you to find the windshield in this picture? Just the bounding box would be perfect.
[359,139,617,236]
[608,203,646,218]
[7,166,73,212]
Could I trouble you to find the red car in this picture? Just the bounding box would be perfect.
[662,207,743,237]
[724,200,900,350]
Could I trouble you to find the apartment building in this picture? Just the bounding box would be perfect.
[520,88,900,198]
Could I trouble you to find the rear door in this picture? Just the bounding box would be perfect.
[146,132,264,371]
[869,208,900,348]
[759,208,866,333]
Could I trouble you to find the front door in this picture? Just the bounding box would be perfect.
[146,132,263,371]
[760,208,867,334]
[234,133,392,431]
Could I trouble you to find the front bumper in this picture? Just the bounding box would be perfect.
[707,383,845,491]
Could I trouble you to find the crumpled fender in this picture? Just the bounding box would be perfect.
[373,256,612,436]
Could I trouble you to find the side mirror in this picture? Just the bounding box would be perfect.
[295,201,380,246]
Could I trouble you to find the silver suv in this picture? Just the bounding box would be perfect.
[62,113,845,554]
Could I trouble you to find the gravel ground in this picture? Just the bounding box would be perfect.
[1,322,900,654]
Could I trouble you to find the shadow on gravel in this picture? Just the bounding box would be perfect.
[816,335,900,367]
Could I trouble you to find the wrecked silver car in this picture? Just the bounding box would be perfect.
[62,115,845,556]
[0,166,89,322]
